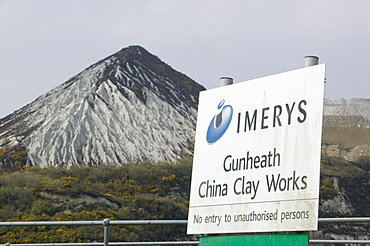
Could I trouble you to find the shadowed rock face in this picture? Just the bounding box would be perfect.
[0,46,205,168]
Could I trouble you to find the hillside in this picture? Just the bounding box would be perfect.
[0,46,205,168]
[0,157,193,243]
[0,99,369,243]
[0,154,368,243]
[322,98,370,161]
[317,98,370,243]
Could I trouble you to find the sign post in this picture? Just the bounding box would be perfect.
[187,64,325,242]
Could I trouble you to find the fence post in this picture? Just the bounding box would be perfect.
[103,218,110,246]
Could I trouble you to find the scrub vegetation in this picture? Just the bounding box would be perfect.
[0,142,369,243]
[0,156,192,243]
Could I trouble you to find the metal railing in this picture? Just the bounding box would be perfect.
[0,217,369,245]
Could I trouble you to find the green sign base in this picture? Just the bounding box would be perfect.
[199,234,308,246]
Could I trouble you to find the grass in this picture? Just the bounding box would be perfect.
[322,125,370,147]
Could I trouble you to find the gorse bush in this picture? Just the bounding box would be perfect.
[319,178,337,200]
[0,142,28,171]
[0,157,192,243]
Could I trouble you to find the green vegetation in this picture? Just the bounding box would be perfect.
[320,156,370,217]
[320,156,368,178]
[319,178,337,200]
[0,157,193,243]
[0,141,27,171]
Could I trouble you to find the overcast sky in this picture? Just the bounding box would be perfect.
[1,1,370,118]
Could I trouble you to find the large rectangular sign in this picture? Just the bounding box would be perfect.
[187,64,326,234]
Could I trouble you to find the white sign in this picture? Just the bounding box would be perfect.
[187,64,326,234]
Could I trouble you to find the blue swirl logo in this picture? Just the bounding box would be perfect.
[206,100,233,143]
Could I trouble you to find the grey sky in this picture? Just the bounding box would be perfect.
[1,0,370,118]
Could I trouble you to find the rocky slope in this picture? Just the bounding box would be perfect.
[0,45,205,168]
[322,98,370,161]
[317,98,370,244]
[324,98,370,124]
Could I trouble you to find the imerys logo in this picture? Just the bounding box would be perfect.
[206,100,233,143]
